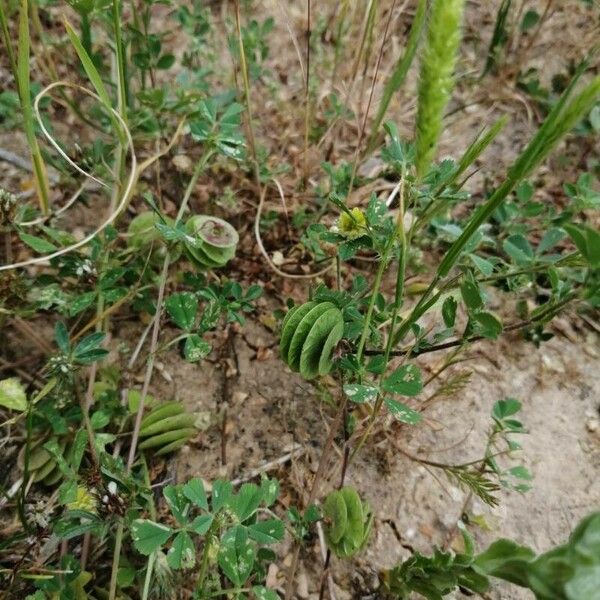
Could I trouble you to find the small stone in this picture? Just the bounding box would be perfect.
[172,154,192,173]
[297,570,309,599]
[586,418,599,433]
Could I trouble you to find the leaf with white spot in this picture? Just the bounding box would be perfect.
[384,398,422,425]
[165,292,198,330]
[247,519,284,545]
[131,519,173,555]
[167,530,196,570]
[382,364,423,397]
[252,586,280,600]
[183,478,208,510]
[218,526,255,586]
[0,378,27,412]
[343,383,379,404]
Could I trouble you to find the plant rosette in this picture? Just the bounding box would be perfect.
[184,215,239,269]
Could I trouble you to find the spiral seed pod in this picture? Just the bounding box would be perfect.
[138,402,198,455]
[18,438,68,485]
[184,215,238,269]
[323,487,372,558]
[280,301,344,380]
[128,211,179,263]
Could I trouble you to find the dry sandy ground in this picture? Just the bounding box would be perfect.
[146,315,600,600]
[1,0,599,598]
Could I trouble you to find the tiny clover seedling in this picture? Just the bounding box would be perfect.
[131,476,284,593]
[164,281,263,363]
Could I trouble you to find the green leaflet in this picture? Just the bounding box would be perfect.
[280,301,344,379]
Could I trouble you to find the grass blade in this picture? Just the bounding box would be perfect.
[368,0,427,149]
[17,0,50,215]
[454,115,509,182]
[64,18,123,141]
[438,71,600,277]
[482,0,512,77]
[0,2,18,85]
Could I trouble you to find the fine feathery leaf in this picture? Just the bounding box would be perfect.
[414,0,466,179]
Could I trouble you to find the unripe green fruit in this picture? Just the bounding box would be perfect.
[138,402,198,456]
[280,301,344,380]
[127,211,180,263]
[184,215,238,269]
[323,487,372,558]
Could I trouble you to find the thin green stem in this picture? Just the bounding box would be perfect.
[233,0,259,188]
[355,240,393,364]
[351,176,408,460]
[108,152,214,600]
[111,0,128,119]
[195,517,220,596]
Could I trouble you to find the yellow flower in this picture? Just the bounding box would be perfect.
[338,208,367,240]
[67,485,97,514]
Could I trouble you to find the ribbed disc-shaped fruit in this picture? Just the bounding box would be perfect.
[128,211,172,248]
[299,308,344,379]
[280,301,344,379]
[140,401,184,430]
[322,486,372,558]
[323,491,347,545]
[340,487,365,550]
[139,413,196,438]
[280,302,316,361]
[185,215,238,269]
[138,402,198,455]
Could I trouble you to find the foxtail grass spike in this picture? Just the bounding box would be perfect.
[414,0,466,180]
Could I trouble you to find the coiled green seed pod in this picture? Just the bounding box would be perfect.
[280,301,344,380]
[138,402,198,456]
[18,437,68,485]
[323,487,372,558]
[184,215,238,269]
[127,211,181,264]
